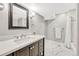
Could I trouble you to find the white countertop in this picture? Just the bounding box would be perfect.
[0,35,45,56]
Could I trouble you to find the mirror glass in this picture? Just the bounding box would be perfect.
[9,3,29,29]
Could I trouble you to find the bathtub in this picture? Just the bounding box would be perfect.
[45,39,76,56]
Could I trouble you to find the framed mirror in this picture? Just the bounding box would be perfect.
[9,3,29,29]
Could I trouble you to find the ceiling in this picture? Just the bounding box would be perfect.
[22,3,77,20]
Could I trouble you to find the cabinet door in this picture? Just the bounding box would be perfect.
[29,42,39,56]
[39,39,44,56]
[14,46,29,56]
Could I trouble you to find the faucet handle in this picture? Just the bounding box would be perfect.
[33,32,36,35]
[14,36,20,39]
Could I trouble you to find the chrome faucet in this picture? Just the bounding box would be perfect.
[14,36,20,39]
[20,34,26,38]
[14,34,27,39]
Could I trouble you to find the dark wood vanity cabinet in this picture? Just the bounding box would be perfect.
[29,42,39,56]
[14,46,29,56]
[29,38,44,56]
[7,38,44,56]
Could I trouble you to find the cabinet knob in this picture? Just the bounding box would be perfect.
[40,52,43,56]
[30,46,34,50]
[32,46,34,48]
[30,47,33,50]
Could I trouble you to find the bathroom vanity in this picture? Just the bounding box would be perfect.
[0,35,45,56]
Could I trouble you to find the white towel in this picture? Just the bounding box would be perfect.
[65,15,71,49]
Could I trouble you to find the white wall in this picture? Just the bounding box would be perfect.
[0,3,45,36]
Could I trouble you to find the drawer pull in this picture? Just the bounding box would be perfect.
[30,46,34,50]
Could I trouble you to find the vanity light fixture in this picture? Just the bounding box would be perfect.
[30,12,36,19]
[0,3,4,10]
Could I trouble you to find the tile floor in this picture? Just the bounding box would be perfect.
[45,39,75,56]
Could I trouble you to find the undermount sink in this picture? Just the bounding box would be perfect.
[14,36,36,44]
